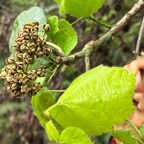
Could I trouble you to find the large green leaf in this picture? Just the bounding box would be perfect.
[59,127,92,144]
[57,0,105,17]
[45,66,136,135]
[112,129,138,144]
[47,19,77,55]
[31,87,55,128]
[9,6,47,54]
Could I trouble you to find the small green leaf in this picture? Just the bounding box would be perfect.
[47,17,77,55]
[45,120,60,142]
[45,66,135,135]
[58,0,105,17]
[59,127,92,144]
[112,129,137,144]
[47,16,59,39]
[52,19,77,55]
[31,87,55,127]
[9,6,47,54]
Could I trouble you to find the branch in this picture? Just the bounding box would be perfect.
[60,0,144,65]
[135,16,144,55]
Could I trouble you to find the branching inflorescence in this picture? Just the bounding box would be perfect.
[0,22,52,97]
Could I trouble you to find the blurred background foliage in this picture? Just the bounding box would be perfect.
[0,0,143,144]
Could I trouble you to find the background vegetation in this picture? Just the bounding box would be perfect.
[0,0,143,143]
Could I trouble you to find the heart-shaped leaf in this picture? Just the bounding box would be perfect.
[45,66,135,135]
[47,18,77,55]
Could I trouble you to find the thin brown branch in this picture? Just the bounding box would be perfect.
[135,17,144,55]
[60,0,144,65]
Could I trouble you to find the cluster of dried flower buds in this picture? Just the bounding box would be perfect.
[0,22,51,97]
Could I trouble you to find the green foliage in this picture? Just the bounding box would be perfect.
[47,16,59,39]
[112,129,137,144]
[59,127,92,144]
[9,6,47,54]
[47,16,77,55]
[31,87,55,128]
[45,65,135,135]
[55,0,105,17]
[45,120,60,142]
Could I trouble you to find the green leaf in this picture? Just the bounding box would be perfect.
[47,16,59,39]
[54,0,65,13]
[58,0,105,17]
[52,19,77,55]
[9,6,47,54]
[47,17,77,55]
[45,65,135,135]
[31,87,55,127]
[59,127,92,144]
[112,129,137,144]
[45,120,60,142]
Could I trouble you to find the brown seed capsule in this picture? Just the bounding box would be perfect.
[16,41,23,46]
[7,65,16,74]
[13,91,21,97]
[20,45,27,51]
[15,61,23,69]
[17,37,24,41]
[16,53,23,60]
[24,58,33,64]
[31,27,38,33]
[14,43,19,48]
[28,71,37,80]
[0,71,8,78]
[22,31,29,36]
[6,57,15,64]
[21,85,31,93]
[6,74,13,82]
[32,21,39,26]
[21,76,29,84]
[7,85,11,91]
[23,28,29,33]
[44,48,52,55]
[32,32,38,37]
[11,83,18,90]
[43,24,50,33]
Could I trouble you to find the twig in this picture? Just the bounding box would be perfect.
[48,90,65,92]
[60,0,144,65]
[46,42,65,57]
[71,17,84,26]
[85,54,90,71]
[135,17,144,55]
[87,15,111,29]
[47,65,59,84]
[84,45,91,71]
